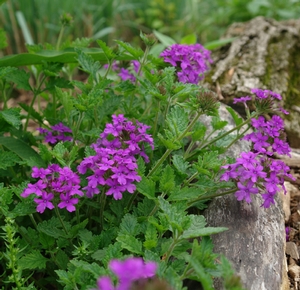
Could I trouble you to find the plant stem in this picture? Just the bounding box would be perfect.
[56,26,65,50]
[54,205,69,236]
[99,191,107,232]
[186,113,258,160]
[147,110,203,177]
[187,188,238,207]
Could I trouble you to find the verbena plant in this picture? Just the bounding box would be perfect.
[0,29,293,290]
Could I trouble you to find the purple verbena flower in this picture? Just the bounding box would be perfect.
[21,164,83,213]
[233,96,252,104]
[160,43,212,84]
[95,257,157,290]
[38,122,73,144]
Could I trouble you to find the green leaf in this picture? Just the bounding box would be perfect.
[56,249,69,270]
[18,103,43,123]
[96,39,115,60]
[37,217,66,238]
[159,165,175,193]
[5,68,31,90]
[136,176,156,199]
[0,108,22,129]
[166,105,189,138]
[168,186,205,201]
[0,151,20,169]
[39,232,55,249]
[119,214,140,236]
[157,133,181,150]
[153,30,176,47]
[180,33,197,45]
[76,49,101,80]
[116,234,143,255]
[18,250,48,270]
[226,107,243,126]
[0,47,134,68]
[115,40,143,59]
[55,87,73,119]
[172,155,190,175]
[143,224,158,250]
[0,136,45,167]
[52,142,68,166]
[9,200,37,217]
[182,215,227,238]
[191,121,207,142]
[204,37,236,50]
[0,28,7,49]
[69,219,88,238]
[211,116,228,130]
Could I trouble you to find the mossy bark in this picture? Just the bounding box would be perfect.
[204,16,300,148]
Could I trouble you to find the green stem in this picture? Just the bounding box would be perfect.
[187,188,238,207]
[164,238,179,264]
[99,191,107,232]
[127,190,138,212]
[56,26,65,50]
[29,214,38,230]
[147,110,203,177]
[183,172,198,186]
[24,75,46,131]
[54,205,69,236]
[186,113,258,160]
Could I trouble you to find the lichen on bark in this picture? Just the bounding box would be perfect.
[203,16,300,147]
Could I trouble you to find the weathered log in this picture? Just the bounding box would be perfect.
[204,16,300,148]
[200,16,296,290]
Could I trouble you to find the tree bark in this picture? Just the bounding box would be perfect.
[201,17,298,289]
[204,16,300,148]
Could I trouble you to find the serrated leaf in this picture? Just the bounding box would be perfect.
[172,155,190,175]
[168,186,206,201]
[19,250,48,270]
[166,106,189,138]
[119,214,140,236]
[69,219,88,238]
[37,217,66,238]
[116,234,143,255]
[211,116,228,130]
[0,151,20,169]
[56,249,69,270]
[191,121,207,142]
[143,224,158,250]
[5,68,31,90]
[9,201,37,217]
[18,103,43,123]
[115,40,143,59]
[0,108,22,129]
[157,133,181,150]
[182,215,227,239]
[226,106,243,126]
[96,39,115,60]
[55,87,74,118]
[136,176,156,199]
[52,142,68,166]
[39,232,55,249]
[159,165,175,193]
[76,49,101,80]
[0,136,45,167]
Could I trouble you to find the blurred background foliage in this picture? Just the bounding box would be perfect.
[0,0,300,54]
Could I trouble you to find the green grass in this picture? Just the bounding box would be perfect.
[0,0,299,54]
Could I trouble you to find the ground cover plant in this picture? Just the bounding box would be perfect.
[0,26,294,290]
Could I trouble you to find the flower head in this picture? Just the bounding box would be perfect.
[160,43,212,84]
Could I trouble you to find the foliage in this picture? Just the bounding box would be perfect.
[0,29,291,290]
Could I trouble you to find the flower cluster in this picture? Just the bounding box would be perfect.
[21,165,83,213]
[104,61,140,83]
[160,43,212,84]
[96,257,157,290]
[38,122,72,144]
[78,115,154,200]
[222,89,294,208]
